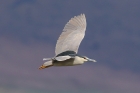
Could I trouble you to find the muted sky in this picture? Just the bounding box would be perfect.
[0,0,140,93]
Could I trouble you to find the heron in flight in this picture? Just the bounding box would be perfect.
[39,14,96,69]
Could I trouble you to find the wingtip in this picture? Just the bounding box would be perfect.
[78,13,85,17]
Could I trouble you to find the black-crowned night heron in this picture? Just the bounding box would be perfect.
[39,14,96,70]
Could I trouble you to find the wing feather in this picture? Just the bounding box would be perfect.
[55,14,86,55]
[54,56,72,61]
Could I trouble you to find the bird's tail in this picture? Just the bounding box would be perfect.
[39,60,53,70]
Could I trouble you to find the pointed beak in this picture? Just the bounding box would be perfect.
[88,58,97,62]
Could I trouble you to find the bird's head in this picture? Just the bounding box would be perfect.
[81,56,97,62]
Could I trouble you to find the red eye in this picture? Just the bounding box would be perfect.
[82,56,86,59]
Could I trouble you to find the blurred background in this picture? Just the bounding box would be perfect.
[0,0,140,93]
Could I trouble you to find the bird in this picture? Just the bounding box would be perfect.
[39,14,96,70]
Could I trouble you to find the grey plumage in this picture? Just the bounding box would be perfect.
[55,14,86,55]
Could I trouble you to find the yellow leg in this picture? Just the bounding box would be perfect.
[39,65,53,70]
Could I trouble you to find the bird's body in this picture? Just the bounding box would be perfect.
[53,51,85,66]
[53,56,83,66]
[39,14,96,70]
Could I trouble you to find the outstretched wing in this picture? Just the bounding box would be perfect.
[55,14,86,55]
